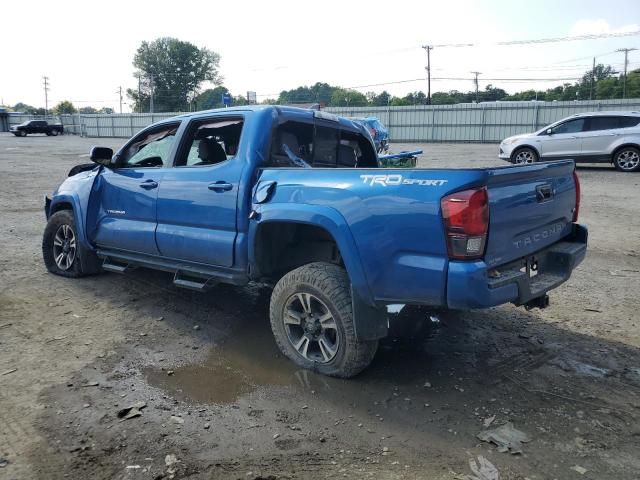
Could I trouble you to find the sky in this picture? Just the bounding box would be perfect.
[1,0,639,112]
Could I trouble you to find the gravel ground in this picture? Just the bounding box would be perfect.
[1,133,639,480]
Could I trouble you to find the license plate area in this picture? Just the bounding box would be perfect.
[519,256,539,278]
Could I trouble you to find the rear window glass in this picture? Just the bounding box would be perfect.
[618,116,640,128]
[313,126,339,167]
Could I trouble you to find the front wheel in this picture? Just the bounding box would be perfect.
[511,147,538,165]
[19,130,27,137]
[269,262,378,378]
[613,147,640,172]
[42,210,101,277]
[50,130,59,136]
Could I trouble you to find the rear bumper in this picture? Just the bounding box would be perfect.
[447,224,587,309]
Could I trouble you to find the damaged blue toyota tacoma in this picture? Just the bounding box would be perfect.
[42,106,587,377]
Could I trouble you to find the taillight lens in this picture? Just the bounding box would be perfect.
[572,170,580,222]
[441,187,489,260]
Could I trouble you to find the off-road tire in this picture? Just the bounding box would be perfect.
[511,147,538,164]
[270,262,378,378]
[42,210,101,278]
[613,146,640,172]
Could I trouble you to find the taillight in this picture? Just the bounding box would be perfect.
[441,187,489,260]
[572,170,580,222]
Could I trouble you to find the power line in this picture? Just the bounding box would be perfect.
[430,29,640,48]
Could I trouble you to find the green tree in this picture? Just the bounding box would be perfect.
[329,88,368,107]
[194,86,229,110]
[78,106,98,114]
[13,102,45,115]
[127,37,221,112]
[369,90,391,106]
[52,100,76,114]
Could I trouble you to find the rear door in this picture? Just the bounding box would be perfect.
[155,115,245,267]
[539,118,586,158]
[91,123,179,255]
[581,116,621,158]
[484,161,577,267]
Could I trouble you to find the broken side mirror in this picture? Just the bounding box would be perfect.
[90,146,113,166]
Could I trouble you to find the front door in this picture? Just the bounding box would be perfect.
[155,116,245,267]
[539,117,586,158]
[91,123,179,255]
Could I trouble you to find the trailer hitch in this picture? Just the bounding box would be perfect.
[524,294,550,310]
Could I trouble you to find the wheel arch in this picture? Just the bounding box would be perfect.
[249,204,387,340]
[611,143,640,163]
[48,194,91,250]
[510,144,540,162]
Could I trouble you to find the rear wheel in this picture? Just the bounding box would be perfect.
[51,130,59,136]
[270,262,378,378]
[511,147,538,165]
[613,147,640,172]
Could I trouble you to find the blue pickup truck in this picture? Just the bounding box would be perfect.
[42,106,587,377]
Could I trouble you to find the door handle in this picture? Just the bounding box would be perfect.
[139,180,158,190]
[208,181,233,192]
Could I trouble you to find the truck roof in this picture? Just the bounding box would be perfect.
[166,105,365,132]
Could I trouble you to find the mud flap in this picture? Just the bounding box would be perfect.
[351,287,388,340]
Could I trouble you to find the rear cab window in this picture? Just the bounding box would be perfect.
[267,118,377,168]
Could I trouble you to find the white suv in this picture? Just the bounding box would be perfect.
[499,111,640,172]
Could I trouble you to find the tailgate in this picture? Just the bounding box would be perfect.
[484,160,577,267]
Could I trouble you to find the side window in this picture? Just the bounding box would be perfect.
[268,121,314,167]
[175,118,244,167]
[551,118,585,134]
[587,116,619,131]
[618,116,640,128]
[339,131,378,168]
[120,125,178,168]
[267,121,378,168]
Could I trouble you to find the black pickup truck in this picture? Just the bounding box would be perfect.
[10,120,64,137]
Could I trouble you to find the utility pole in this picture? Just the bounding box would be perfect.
[422,45,433,105]
[43,76,50,116]
[471,71,481,103]
[616,47,638,99]
[116,86,123,114]
[590,57,596,100]
[149,75,155,113]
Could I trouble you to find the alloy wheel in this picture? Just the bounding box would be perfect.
[616,149,640,171]
[52,224,76,270]
[283,292,339,363]
[514,149,535,164]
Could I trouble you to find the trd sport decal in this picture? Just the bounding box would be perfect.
[360,175,447,187]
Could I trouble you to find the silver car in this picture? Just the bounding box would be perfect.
[499,111,640,172]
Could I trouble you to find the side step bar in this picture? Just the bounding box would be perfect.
[102,257,134,273]
[173,271,218,291]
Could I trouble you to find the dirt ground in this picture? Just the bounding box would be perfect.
[1,133,639,480]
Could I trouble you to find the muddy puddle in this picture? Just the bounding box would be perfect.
[145,304,442,405]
